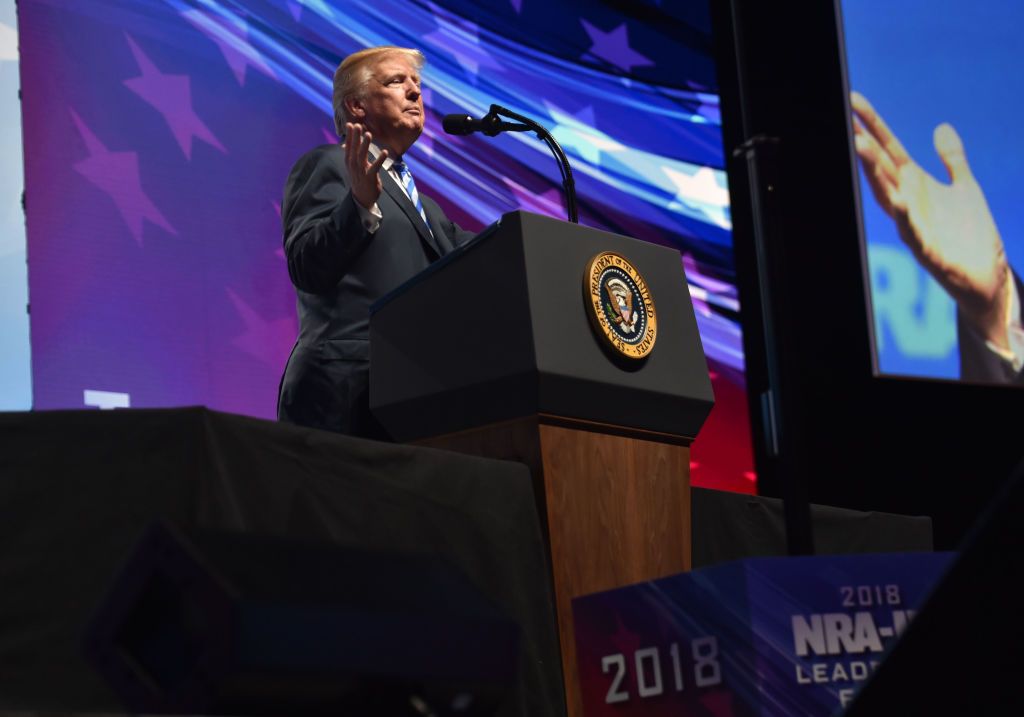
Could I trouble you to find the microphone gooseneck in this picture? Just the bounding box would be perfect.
[489,104,578,224]
[441,105,578,224]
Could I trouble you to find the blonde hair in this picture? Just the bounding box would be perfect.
[332,46,426,134]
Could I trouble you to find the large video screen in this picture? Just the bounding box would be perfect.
[18,0,755,491]
[841,0,1024,385]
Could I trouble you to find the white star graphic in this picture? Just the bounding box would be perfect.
[543,102,625,166]
[662,165,731,229]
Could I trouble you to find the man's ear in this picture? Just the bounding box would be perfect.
[344,96,365,122]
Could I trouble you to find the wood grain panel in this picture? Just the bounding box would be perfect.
[417,417,691,717]
[538,423,690,717]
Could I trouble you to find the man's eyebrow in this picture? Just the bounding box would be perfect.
[384,72,420,83]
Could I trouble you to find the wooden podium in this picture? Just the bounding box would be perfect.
[370,211,714,717]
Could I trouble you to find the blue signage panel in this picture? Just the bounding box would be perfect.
[573,553,952,716]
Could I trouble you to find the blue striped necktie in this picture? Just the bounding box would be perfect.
[393,161,432,236]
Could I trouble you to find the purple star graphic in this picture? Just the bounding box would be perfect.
[182,9,276,87]
[227,289,296,367]
[580,20,654,73]
[503,177,564,220]
[510,0,523,12]
[122,35,226,161]
[286,0,303,22]
[70,109,176,245]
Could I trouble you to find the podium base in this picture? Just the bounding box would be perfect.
[417,415,692,717]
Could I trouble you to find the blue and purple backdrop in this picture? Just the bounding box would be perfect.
[17,0,754,492]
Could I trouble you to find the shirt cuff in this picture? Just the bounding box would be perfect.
[984,275,1024,373]
[355,199,383,234]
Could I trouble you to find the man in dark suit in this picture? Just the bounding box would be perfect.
[278,46,475,437]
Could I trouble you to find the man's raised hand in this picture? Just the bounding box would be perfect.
[851,91,1012,350]
[343,122,388,210]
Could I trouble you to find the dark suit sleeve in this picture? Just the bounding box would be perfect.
[957,270,1024,384]
[436,212,477,248]
[282,145,375,294]
[452,222,478,247]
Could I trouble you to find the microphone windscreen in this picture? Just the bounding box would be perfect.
[442,114,475,136]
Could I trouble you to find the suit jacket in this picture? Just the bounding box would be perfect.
[957,270,1024,385]
[277,143,474,436]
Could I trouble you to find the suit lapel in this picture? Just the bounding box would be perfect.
[380,169,445,257]
[422,198,455,254]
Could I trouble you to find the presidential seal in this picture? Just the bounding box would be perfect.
[583,252,657,360]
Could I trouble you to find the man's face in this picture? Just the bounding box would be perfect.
[351,54,424,154]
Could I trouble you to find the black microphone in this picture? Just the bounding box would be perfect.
[442,112,529,137]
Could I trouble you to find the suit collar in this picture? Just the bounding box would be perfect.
[369,142,397,172]
[379,168,448,257]
[367,144,453,257]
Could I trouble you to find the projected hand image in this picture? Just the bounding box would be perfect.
[850,91,1015,357]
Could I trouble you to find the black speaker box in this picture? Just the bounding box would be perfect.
[83,522,520,716]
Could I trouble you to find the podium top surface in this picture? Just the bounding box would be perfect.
[370,211,715,441]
